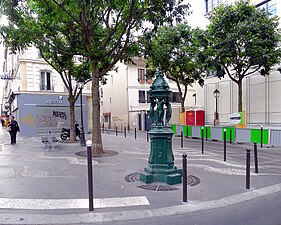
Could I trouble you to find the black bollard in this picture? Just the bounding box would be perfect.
[205,128,208,141]
[182,153,187,202]
[135,127,137,139]
[201,127,204,154]
[224,129,226,161]
[246,149,251,189]
[181,131,184,148]
[124,127,126,138]
[116,126,118,136]
[230,129,232,144]
[254,142,258,173]
[86,141,94,211]
[147,132,149,142]
[102,124,104,134]
[260,126,263,148]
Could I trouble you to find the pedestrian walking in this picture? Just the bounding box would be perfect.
[7,116,20,145]
[1,118,4,127]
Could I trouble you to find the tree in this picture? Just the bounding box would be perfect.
[142,23,204,112]
[0,0,189,155]
[205,0,281,112]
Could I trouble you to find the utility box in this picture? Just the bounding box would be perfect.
[185,110,205,126]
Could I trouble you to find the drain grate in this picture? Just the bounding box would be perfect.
[125,172,140,182]
[137,184,178,191]
[75,150,119,158]
[125,173,200,187]
[187,175,201,187]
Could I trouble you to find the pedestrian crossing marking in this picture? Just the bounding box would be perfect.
[0,196,150,209]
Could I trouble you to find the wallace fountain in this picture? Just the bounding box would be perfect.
[140,71,182,185]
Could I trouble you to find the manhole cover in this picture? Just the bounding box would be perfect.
[187,175,201,187]
[137,184,178,191]
[75,150,119,158]
[125,172,140,182]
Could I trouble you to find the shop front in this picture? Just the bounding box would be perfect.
[12,93,88,137]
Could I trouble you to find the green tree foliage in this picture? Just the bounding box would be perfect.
[206,0,281,112]
[142,23,205,112]
[0,0,189,154]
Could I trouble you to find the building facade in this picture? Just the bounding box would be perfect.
[1,47,196,136]
[100,58,197,131]
[195,0,281,126]
[1,46,90,137]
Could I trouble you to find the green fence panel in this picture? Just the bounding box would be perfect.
[205,126,211,139]
[199,126,211,138]
[251,129,268,144]
[221,127,236,141]
[183,126,192,137]
[171,124,177,134]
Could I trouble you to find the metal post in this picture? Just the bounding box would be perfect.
[181,131,183,148]
[224,129,226,161]
[182,153,187,202]
[135,127,137,139]
[102,124,104,134]
[246,149,251,189]
[124,127,126,138]
[260,126,263,148]
[230,129,232,144]
[116,126,118,136]
[254,142,258,173]
[86,140,94,211]
[186,127,189,138]
[80,90,86,146]
[205,127,208,141]
[201,127,204,154]
[147,132,149,142]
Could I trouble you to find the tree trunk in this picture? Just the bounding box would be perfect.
[238,80,243,112]
[180,97,185,113]
[69,95,76,142]
[92,66,103,155]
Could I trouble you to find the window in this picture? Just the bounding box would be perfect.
[38,50,43,58]
[40,71,52,91]
[104,115,109,123]
[205,0,224,13]
[266,0,277,15]
[171,92,181,103]
[206,70,216,77]
[139,90,146,103]
[146,91,151,103]
[138,69,145,82]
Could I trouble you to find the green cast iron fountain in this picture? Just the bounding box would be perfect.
[140,70,182,185]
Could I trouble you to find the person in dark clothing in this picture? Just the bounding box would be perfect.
[8,116,20,145]
[1,119,4,127]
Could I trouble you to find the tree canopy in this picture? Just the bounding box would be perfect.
[205,0,281,112]
[0,0,190,154]
[142,23,205,112]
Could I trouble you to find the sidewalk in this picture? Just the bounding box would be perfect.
[0,127,281,224]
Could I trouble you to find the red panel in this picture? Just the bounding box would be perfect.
[185,111,195,125]
[195,110,205,126]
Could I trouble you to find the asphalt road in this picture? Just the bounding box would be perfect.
[93,191,281,225]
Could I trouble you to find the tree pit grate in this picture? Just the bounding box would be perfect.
[187,175,201,187]
[125,173,140,182]
[137,184,178,191]
[125,173,200,187]
[75,150,119,158]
